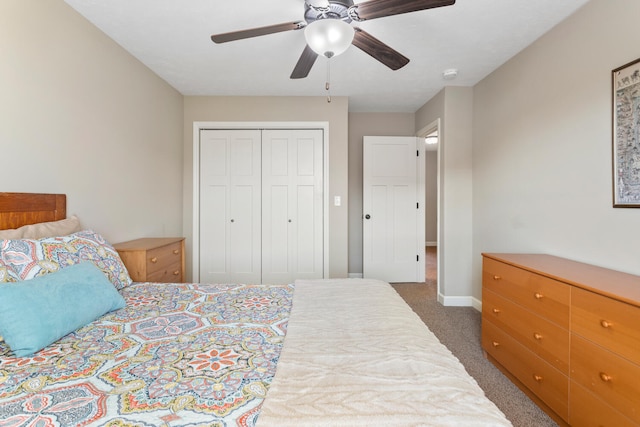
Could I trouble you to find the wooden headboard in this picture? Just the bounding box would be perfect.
[0,192,67,230]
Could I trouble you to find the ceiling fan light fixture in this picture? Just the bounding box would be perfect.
[304,19,355,58]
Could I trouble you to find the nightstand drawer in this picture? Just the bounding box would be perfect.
[147,261,183,283]
[113,237,185,283]
[146,241,183,276]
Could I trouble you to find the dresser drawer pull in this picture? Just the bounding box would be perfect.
[599,372,612,382]
[492,308,501,314]
[173,270,180,276]
[492,341,500,348]
[492,275,501,280]
[534,292,544,299]
[600,320,613,328]
[150,257,158,263]
[533,374,543,382]
[533,333,543,340]
[173,249,180,255]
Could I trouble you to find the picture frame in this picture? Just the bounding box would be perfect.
[612,57,640,207]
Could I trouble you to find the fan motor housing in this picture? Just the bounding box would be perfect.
[304,0,354,24]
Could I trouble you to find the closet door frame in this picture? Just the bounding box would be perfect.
[192,121,330,282]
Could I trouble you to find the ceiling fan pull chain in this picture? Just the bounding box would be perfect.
[326,59,331,103]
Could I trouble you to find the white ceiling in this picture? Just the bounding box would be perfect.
[63,0,590,112]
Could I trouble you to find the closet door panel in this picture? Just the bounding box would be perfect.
[200,129,261,283]
[296,184,316,273]
[229,184,259,276]
[199,133,229,281]
[200,184,227,277]
[262,129,323,284]
[265,184,290,275]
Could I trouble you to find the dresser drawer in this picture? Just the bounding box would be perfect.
[483,258,570,327]
[570,381,637,427]
[571,334,640,424]
[483,288,569,373]
[482,319,568,420]
[572,287,640,366]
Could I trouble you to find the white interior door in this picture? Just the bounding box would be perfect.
[199,129,262,283]
[363,136,424,282]
[262,129,324,284]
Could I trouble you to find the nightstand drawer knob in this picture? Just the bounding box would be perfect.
[150,257,158,263]
[173,270,180,276]
[493,275,501,280]
[533,333,543,340]
[492,341,500,348]
[533,374,543,382]
[173,249,179,255]
[492,308,501,314]
[534,292,544,299]
[600,320,612,328]
[599,372,612,382]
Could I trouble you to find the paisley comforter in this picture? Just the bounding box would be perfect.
[0,282,293,426]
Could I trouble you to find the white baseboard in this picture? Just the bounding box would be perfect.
[348,273,363,279]
[438,293,482,312]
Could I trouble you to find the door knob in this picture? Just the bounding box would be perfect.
[365,214,371,219]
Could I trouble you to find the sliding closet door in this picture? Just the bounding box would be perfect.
[199,129,261,283]
[261,129,323,284]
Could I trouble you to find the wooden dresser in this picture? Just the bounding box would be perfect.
[482,253,640,427]
[113,237,185,283]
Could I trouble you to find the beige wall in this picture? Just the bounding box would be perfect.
[472,0,640,298]
[347,112,416,275]
[416,87,475,305]
[183,96,349,280]
[1,0,184,244]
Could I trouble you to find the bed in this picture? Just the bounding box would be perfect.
[0,192,511,426]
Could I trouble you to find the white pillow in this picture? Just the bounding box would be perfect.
[0,215,81,239]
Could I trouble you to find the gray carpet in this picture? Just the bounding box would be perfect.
[391,248,558,427]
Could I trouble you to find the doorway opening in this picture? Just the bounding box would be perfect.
[417,120,440,293]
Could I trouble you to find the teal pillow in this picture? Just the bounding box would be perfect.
[0,262,126,357]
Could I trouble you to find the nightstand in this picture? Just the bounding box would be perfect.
[113,237,185,283]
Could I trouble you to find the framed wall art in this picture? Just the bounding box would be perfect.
[612,57,640,207]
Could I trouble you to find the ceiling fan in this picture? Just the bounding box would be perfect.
[211,0,456,79]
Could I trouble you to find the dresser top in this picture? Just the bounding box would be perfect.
[482,253,640,307]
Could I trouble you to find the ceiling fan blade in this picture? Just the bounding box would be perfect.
[290,45,319,79]
[352,28,409,71]
[351,0,455,21]
[211,21,305,44]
